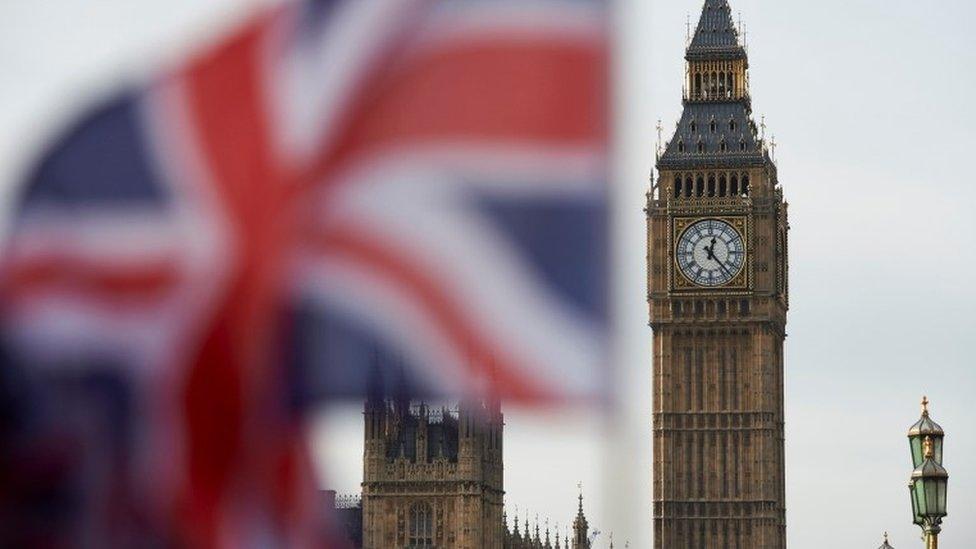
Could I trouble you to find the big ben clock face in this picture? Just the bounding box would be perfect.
[676,219,745,287]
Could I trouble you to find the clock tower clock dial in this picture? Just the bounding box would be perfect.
[676,219,745,287]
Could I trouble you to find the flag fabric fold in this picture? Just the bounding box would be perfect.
[0,0,608,546]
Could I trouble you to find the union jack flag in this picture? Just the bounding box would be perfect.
[0,0,608,546]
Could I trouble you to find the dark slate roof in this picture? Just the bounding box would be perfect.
[687,0,745,60]
[658,101,766,169]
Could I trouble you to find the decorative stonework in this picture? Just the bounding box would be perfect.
[648,1,788,548]
[362,399,505,549]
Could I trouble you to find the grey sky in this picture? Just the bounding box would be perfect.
[2,1,974,548]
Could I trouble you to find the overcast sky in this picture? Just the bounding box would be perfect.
[2,1,974,548]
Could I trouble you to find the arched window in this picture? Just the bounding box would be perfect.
[707,175,716,197]
[719,141,727,152]
[677,140,686,153]
[718,71,726,96]
[690,120,697,133]
[697,141,704,154]
[742,175,750,196]
[710,119,717,133]
[694,73,702,98]
[729,119,736,132]
[739,140,746,152]
[674,176,682,198]
[730,175,739,196]
[719,175,727,196]
[685,175,693,198]
[409,503,434,548]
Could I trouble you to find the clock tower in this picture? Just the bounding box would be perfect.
[646,1,788,548]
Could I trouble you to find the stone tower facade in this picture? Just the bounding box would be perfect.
[647,1,788,548]
[570,491,591,549]
[361,395,504,548]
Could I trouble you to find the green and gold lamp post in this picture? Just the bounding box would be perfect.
[907,397,948,549]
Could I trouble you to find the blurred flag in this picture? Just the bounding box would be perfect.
[0,0,608,547]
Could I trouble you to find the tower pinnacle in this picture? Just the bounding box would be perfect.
[687,0,745,59]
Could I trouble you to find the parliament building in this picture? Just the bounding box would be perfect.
[328,395,601,549]
[647,0,789,547]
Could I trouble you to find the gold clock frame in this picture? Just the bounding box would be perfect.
[671,216,749,291]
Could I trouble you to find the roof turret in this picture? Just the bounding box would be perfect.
[657,0,773,171]
[687,0,746,60]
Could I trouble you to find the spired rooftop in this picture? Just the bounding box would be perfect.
[686,0,747,60]
[658,0,773,173]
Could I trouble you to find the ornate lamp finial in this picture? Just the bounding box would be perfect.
[884,531,889,542]
[921,395,929,415]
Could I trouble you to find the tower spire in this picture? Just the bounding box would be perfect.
[572,483,590,548]
[687,0,744,56]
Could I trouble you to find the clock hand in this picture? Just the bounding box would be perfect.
[704,239,717,261]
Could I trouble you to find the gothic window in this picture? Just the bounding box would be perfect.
[719,141,727,153]
[739,140,746,152]
[707,175,716,197]
[730,175,739,196]
[685,175,693,198]
[694,73,702,98]
[697,141,704,154]
[709,119,716,133]
[718,175,727,196]
[690,120,697,132]
[408,503,434,548]
[742,175,750,196]
[674,176,682,198]
[695,176,705,197]
[677,140,685,153]
[729,119,736,132]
